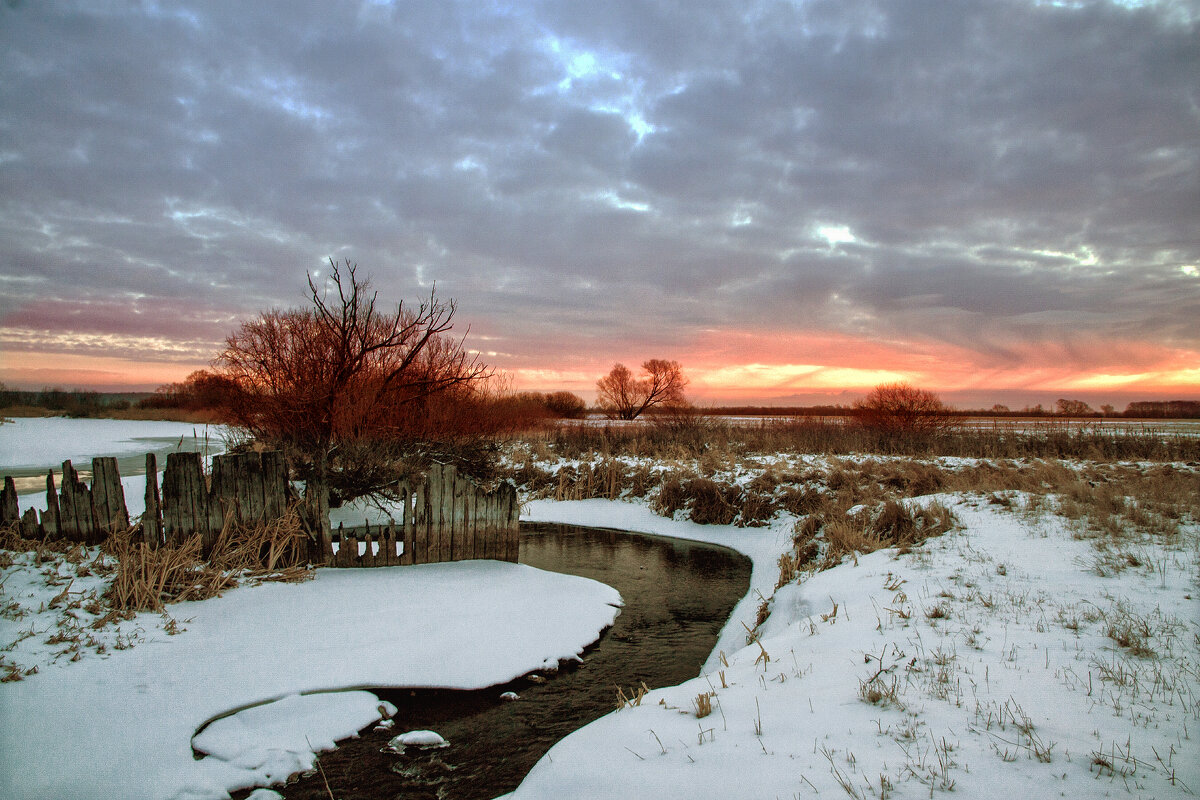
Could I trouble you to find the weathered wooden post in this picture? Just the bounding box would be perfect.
[305,479,333,565]
[144,454,162,547]
[162,452,208,549]
[426,468,443,563]
[90,457,128,539]
[58,460,94,542]
[44,470,60,539]
[19,508,40,539]
[401,482,415,566]
[1,477,18,530]
[261,451,286,522]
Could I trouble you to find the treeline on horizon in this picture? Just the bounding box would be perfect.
[704,400,1200,419]
[2,380,1198,421]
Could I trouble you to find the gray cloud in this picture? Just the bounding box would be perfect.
[1,0,1197,395]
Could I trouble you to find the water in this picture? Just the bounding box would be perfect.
[250,522,751,800]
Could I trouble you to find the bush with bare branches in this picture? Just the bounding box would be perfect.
[597,360,687,420]
[215,259,492,508]
[853,382,954,435]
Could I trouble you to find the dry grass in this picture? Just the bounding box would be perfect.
[545,417,1198,463]
[103,507,313,613]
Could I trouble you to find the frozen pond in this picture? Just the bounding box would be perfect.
[0,416,222,497]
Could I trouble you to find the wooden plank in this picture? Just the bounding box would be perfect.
[507,483,520,562]
[448,466,464,561]
[143,454,161,548]
[440,464,454,562]
[165,452,208,549]
[305,480,332,566]
[463,484,476,560]
[411,484,424,564]
[434,464,449,563]
[90,459,110,536]
[247,451,266,525]
[426,468,442,564]
[501,483,511,562]
[443,467,456,561]
[261,451,286,522]
[1,476,18,528]
[20,507,40,539]
[401,485,415,566]
[44,470,60,539]
[59,460,92,542]
[58,461,77,541]
[92,457,129,537]
[161,455,178,544]
[207,454,230,539]
[235,452,252,523]
[480,490,493,560]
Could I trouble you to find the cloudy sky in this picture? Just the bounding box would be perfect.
[1,0,1197,408]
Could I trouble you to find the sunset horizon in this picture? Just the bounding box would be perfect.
[2,1,1197,415]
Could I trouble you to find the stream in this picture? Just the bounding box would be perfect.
[248,521,751,800]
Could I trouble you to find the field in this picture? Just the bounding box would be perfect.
[497,417,1199,799]
[1,416,1197,799]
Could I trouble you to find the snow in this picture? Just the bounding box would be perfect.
[0,560,621,800]
[191,692,397,783]
[5,419,1196,799]
[386,729,450,752]
[511,496,1200,799]
[0,416,218,472]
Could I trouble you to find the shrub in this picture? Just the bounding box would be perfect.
[853,382,953,435]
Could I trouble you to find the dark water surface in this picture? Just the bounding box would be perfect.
[253,522,750,800]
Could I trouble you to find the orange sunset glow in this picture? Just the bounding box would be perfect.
[1,1,1197,410]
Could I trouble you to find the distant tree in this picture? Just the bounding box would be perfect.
[854,382,953,435]
[215,259,491,513]
[1124,400,1200,419]
[597,360,687,420]
[141,370,239,411]
[990,404,1010,414]
[1100,404,1116,417]
[544,390,587,419]
[1055,398,1096,416]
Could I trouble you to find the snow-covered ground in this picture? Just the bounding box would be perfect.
[510,497,1199,799]
[0,556,620,799]
[4,419,1196,799]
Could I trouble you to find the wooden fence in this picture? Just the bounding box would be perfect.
[1,454,520,566]
[323,463,520,567]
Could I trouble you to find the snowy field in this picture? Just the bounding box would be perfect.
[3,419,1197,799]
[0,419,623,800]
[512,499,1199,800]
[0,557,621,799]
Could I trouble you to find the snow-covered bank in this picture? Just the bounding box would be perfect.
[0,560,621,800]
[514,497,1199,799]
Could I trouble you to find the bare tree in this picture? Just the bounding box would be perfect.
[597,359,687,420]
[544,390,587,419]
[1055,398,1096,416]
[854,382,953,435]
[215,259,490,513]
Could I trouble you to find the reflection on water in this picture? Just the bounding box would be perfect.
[257,522,751,800]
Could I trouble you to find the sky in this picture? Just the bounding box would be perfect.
[1,0,1198,410]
